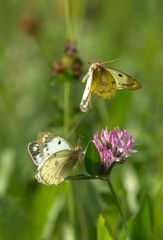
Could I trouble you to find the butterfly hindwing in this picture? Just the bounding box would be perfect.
[91,65,117,99]
[38,150,74,185]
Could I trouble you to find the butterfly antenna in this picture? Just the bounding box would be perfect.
[88,59,119,66]
[77,135,84,147]
[101,58,119,65]
[88,59,102,64]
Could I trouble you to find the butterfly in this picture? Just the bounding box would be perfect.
[28,131,83,185]
[80,62,142,112]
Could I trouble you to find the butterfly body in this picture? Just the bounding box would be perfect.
[80,62,142,112]
[28,132,82,185]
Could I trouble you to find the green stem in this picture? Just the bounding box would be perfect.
[64,0,73,40]
[64,80,71,135]
[66,182,75,235]
[106,177,131,240]
[63,81,75,239]
[65,175,100,181]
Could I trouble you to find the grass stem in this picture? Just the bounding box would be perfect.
[106,177,131,240]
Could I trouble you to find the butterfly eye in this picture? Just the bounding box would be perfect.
[118,73,123,77]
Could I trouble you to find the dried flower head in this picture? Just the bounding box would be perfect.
[93,127,137,174]
[52,40,83,79]
[19,13,40,37]
[64,40,77,56]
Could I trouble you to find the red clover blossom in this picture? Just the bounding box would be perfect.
[93,127,137,173]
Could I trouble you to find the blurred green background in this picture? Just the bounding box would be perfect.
[0,0,163,239]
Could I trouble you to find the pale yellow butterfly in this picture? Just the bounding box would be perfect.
[28,132,83,185]
[80,62,142,112]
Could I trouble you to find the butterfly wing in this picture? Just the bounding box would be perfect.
[107,67,142,90]
[28,132,72,165]
[28,141,43,166]
[37,150,76,185]
[80,70,93,112]
[91,65,117,99]
[82,71,90,83]
[28,132,81,185]
[37,132,72,160]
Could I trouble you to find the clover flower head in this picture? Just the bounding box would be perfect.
[93,127,137,173]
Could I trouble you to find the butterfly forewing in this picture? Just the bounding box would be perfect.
[44,136,72,157]
[28,141,44,166]
[107,67,142,90]
[37,132,72,161]
[80,70,93,112]
[82,71,90,83]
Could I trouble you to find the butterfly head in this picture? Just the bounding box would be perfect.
[72,146,84,162]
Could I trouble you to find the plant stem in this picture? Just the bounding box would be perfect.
[106,177,131,240]
[66,182,75,235]
[64,80,71,135]
[63,0,72,135]
[64,0,73,40]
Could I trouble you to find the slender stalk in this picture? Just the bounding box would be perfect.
[106,177,131,240]
[74,0,86,42]
[64,0,73,40]
[66,182,75,236]
[63,81,74,238]
[63,0,72,135]
[64,80,71,135]
[63,1,74,238]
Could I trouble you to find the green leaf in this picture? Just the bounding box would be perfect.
[85,141,101,176]
[154,187,163,239]
[97,215,113,240]
[65,174,95,181]
[130,195,154,240]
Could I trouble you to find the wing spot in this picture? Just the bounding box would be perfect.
[58,140,61,145]
[33,146,38,151]
[118,73,123,77]
[31,149,40,157]
[55,160,59,166]
[101,81,107,86]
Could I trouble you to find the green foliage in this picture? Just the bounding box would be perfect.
[130,195,154,240]
[0,197,27,240]
[85,141,101,176]
[97,215,113,240]
[0,0,162,239]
